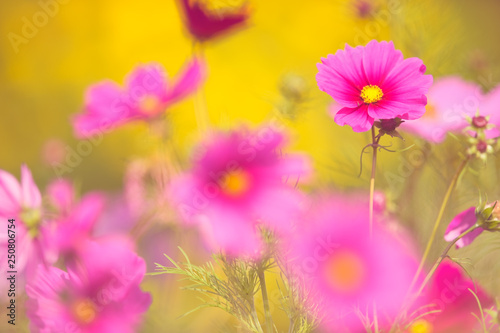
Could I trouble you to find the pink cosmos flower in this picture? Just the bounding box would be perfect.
[284,197,420,331]
[176,0,250,42]
[171,126,310,256]
[401,77,484,143]
[0,166,56,291]
[73,58,206,138]
[409,261,493,333]
[26,238,151,333]
[317,40,433,132]
[444,206,482,248]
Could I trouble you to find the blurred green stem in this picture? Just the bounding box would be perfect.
[410,157,469,293]
[416,223,479,296]
[257,267,274,333]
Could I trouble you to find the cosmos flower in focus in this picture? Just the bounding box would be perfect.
[72,58,206,138]
[176,0,250,42]
[284,197,420,331]
[316,40,433,132]
[26,238,151,333]
[408,261,493,333]
[401,77,484,143]
[170,126,310,256]
[444,201,500,248]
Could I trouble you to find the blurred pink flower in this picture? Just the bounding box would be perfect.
[171,126,310,256]
[284,197,420,331]
[317,40,433,132]
[176,0,250,42]
[401,77,484,143]
[73,58,206,138]
[26,238,151,333]
[47,178,75,214]
[444,206,482,248]
[410,261,493,333]
[0,166,56,285]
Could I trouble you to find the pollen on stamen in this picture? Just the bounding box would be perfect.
[360,85,384,104]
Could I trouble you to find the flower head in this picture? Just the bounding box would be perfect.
[317,40,433,132]
[26,238,151,333]
[171,126,310,256]
[401,77,484,143]
[444,201,500,248]
[73,58,206,138]
[284,197,420,331]
[176,0,249,42]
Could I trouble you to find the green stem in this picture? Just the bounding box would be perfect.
[258,267,274,333]
[369,126,379,238]
[409,157,469,290]
[416,223,480,296]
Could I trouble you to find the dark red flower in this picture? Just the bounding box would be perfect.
[177,0,250,42]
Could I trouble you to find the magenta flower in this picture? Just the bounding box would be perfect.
[401,76,484,143]
[284,197,420,331]
[444,206,482,248]
[26,238,151,333]
[176,0,250,42]
[317,40,433,132]
[409,261,493,333]
[73,58,206,138]
[171,126,310,256]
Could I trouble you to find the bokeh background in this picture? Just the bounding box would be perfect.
[2,0,500,331]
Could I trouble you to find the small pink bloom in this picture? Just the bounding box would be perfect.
[284,197,420,331]
[73,58,206,138]
[476,84,500,138]
[26,238,151,333]
[317,40,433,132]
[444,206,482,248]
[171,126,310,256]
[401,76,484,143]
[177,0,250,42]
[410,261,493,333]
[47,178,75,214]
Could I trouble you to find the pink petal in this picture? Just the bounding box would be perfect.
[362,40,403,85]
[165,57,207,103]
[73,81,133,138]
[0,169,21,216]
[333,105,374,132]
[444,207,482,248]
[21,164,41,209]
[125,63,169,104]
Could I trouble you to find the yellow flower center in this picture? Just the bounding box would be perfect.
[221,170,251,197]
[409,319,433,333]
[324,251,366,293]
[139,95,162,116]
[360,85,383,104]
[72,299,97,324]
[20,208,41,237]
[422,103,438,119]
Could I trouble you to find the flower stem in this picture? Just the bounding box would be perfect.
[369,126,379,237]
[257,267,274,333]
[416,223,479,296]
[410,157,469,290]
